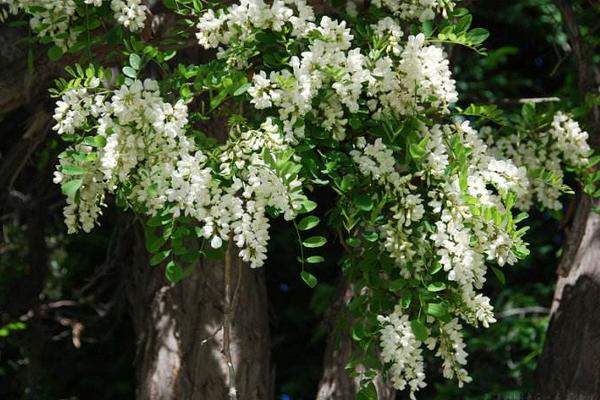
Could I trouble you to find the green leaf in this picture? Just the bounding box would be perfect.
[303,236,327,248]
[426,303,449,320]
[409,142,426,160]
[427,282,446,292]
[306,255,324,264]
[83,135,107,148]
[430,261,443,275]
[298,215,320,231]
[354,194,373,212]
[163,0,177,9]
[146,235,167,253]
[62,165,87,175]
[401,291,412,308]
[356,382,377,400]
[47,45,63,61]
[233,82,252,96]
[165,260,184,283]
[300,271,317,288]
[298,200,317,214]
[61,179,83,195]
[363,231,378,242]
[129,53,141,70]
[410,320,428,341]
[150,250,171,266]
[468,28,490,44]
[388,279,406,292]
[123,66,137,78]
[340,175,353,191]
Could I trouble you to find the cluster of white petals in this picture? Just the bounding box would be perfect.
[199,1,457,142]
[425,318,472,386]
[52,80,304,268]
[1,0,147,48]
[196,0,316,50]
[378,306,427,399]
[371,0,454,22]
[485,112,591,210]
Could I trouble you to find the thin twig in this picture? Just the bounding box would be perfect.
[222,240,238,399]
[496,306,550,319]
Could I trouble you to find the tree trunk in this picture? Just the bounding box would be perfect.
[126,231,273,400]
[316,280,395,400]
[534,1,600,397]
[534,196,600,398]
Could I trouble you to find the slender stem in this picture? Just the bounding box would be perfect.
[293,219,306,270]
[223,240,237,399]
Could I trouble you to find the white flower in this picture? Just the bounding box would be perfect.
[110,0,147,31]
[378,306,427,399]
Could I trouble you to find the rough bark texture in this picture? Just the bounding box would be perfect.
[534,1,600,398]
[127,230,273,400]
[534,196,600,399]
[316,281,396,400]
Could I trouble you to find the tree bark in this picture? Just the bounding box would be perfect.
[534,1,600,398]
[316,280,395,400]
[126,230,273,400]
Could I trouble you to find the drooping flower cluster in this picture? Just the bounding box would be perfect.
[378,306,427,398]
[426,318,471,387]
[368,33,458,118]
[371,0,455,22]
[356,120,529,396]
[195,0,316,50]
[198,1,458,143]
[485,112,591,210]
[52,79,305,268]
[0,0,147,48]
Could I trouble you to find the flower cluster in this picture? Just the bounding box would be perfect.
[378,306,427,398]
[196,0,316,50]
[0,0,147,48]
[485,112,591,210]
[371,0,455,22]
[356,120,528,396]
[53,79,305,268]
[426,318,471,387]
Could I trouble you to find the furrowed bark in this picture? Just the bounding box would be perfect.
[534,1,600,398]
[127,228,273,400]
[316,280,395,400]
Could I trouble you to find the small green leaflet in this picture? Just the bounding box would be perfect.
[165,260,184,283]
[297,215,320,231]
[300,271,317,288]
[233,82,252,96]
[47,45,63,61]
[427,282,446,292]
[62,165,87,175]
[129,53,141,70]
[410,320,428,341]
[123,66,137,78]
[61,179,82,195]
[354,193,373,211]
[302,236,327,248]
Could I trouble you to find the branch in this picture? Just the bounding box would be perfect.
[496,306,550,319]
[222,240,238,400]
